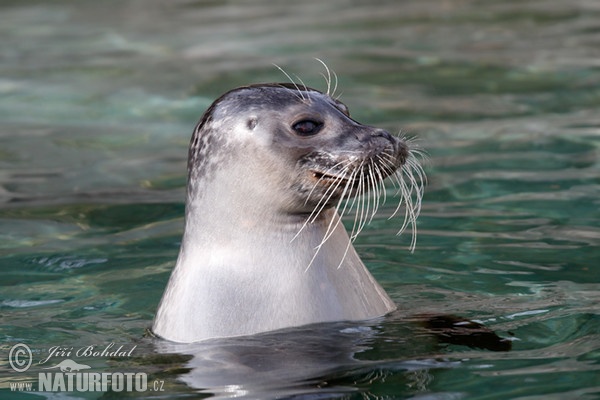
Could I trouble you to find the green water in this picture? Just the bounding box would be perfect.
[1,0,599,398]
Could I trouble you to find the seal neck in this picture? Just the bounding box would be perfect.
[153,171,396,342]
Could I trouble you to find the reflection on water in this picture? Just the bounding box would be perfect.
[148,313,510,398]
[1,0,599,398]
[152,321,389,399]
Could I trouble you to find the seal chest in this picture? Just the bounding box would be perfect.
[153,83,424,343]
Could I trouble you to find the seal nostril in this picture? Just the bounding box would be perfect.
[372,129,393,141]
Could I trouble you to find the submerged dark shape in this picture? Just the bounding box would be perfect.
[420,314,512,352]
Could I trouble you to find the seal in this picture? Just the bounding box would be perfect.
[153,82,425,343]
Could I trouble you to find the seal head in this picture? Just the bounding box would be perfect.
[153,83,423,343]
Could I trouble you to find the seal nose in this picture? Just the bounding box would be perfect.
[370,129,408,165]
[371,129,394,142]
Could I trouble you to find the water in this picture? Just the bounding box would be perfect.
[1,0,599,398]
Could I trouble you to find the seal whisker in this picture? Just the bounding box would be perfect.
[331,69,339,99]
[389,165,412,218]
[274,82,305,103]
[368,159,384,221]
[314,58,340,100]
[303,160,349,206]
[407,157,426,216]
[376,160,390,210]
[371,165,384,222]
[308,162,353,222]
[345,168,360,241]
[353,160,379,242]
[352,147,425,252]
[336,242,353,269]
[332,168,364,269]
[363,163,377,225]
[318,164,358,243]
[348,164,367,241]
[293,73,312,102]
[377,150,398,171]
[292,162,352,243]
[386,152,426,251]
[273,64,306,102]
[315,58,332,96]
[363,162,379,229]
[373,155,389,206]
[308,178,347,229]
[393,174,412,229]
[309,145,425,264]
[353,162,372,240]
[319,72,331,97]
[376,154,400,194]
[305,165,358,272]
[324,164,361,235]
[363,165,373,232]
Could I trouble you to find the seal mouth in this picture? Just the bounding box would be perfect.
[311,170,360,188]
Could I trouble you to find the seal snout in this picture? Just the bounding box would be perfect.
[392,138,409,167]
[367,128,409,169]
[371,129,394,141]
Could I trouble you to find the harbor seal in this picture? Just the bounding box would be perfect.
[153,82,425,343]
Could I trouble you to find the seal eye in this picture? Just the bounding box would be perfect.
[292,120,323,136]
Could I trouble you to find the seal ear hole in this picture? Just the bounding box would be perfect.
[292,120,323,137]
[247,117,258,130]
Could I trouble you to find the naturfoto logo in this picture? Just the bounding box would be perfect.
[8,343,165,394]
